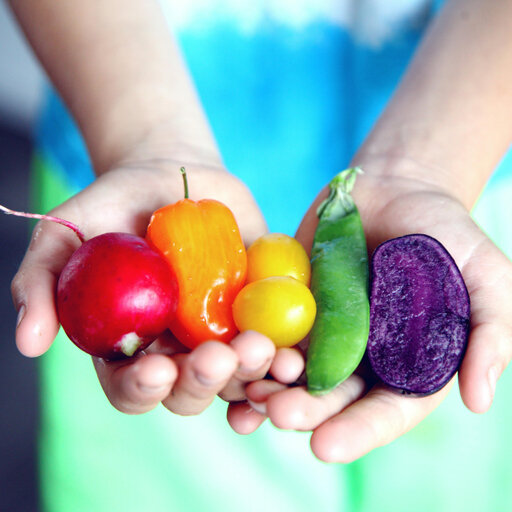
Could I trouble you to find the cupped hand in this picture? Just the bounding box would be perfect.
[228,171,512,462]
[11,159,275,415]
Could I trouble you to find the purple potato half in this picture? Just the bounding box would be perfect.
[367,234,470,395]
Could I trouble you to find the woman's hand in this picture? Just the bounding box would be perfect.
[11,158,279,416]
[228,170,512,462]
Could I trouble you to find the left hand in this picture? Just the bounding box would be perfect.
[227,170,512,462]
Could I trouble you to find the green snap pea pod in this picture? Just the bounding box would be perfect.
[306,168,370,395]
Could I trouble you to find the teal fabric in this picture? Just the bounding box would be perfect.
[34,2,512,510]
[36,3,435,235]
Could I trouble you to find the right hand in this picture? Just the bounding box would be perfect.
[11,158,276,416]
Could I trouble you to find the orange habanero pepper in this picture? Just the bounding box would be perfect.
[146,169,247,349]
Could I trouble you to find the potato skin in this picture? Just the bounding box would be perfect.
[367,234,470,396]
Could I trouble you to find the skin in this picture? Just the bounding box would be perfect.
[229,0,512,462]
[8,0,512,462]
[8,0,275,416]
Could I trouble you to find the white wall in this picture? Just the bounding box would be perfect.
[0,2,45,132]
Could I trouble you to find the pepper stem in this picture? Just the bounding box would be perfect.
[0,204,85,243]
[180,167,189,199]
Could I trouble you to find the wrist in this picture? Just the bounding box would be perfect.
[350,144,481,212]
[85,87,222,176]
[108,118,224,175]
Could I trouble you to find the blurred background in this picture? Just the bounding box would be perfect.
[0,3,45,511]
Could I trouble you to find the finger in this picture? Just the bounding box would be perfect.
[266,375,367,431]
[162,341,238,416]
[457,243,512,413]
[459,321,512,413]
[226,401,267,435]
[11,220,81,356]
[220,331,275,402]
[93,353,178,414]
[245,379,289,415]
[310,381,452,463]
[268,347,305,384]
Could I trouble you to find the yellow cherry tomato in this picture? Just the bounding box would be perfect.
[246,233,311,286]
[232,276,316,348]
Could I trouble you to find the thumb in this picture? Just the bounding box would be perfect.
[11,218,81,357]
[295,187,327,254]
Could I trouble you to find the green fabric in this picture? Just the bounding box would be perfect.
[32,152,352,512]
[34,152,512,512]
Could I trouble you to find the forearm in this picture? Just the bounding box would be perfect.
[9,0,219,174]
[353,0,512,209]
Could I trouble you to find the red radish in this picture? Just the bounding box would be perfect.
[57,233,179,359]
[2,205,179,359]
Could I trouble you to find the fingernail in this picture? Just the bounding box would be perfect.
[247,399,267,415]
[137,383,169,395]
[16,305,26,328]
[239,357,272,374]
[193,370,222,387]
[488,365,499,401]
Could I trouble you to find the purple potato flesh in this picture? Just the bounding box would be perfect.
[367,234,470,395]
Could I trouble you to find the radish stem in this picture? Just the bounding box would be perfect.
[0,204,85,243]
